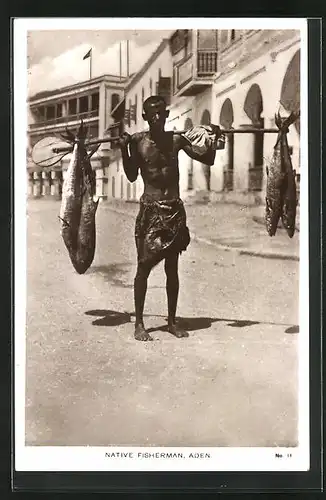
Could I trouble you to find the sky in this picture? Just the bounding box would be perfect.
[27,30,173,97]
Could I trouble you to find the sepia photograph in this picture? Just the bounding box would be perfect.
[14,18,309,472]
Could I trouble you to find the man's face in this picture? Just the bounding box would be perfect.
[143,102,169,131]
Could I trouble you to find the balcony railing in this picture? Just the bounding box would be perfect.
[197,50,218,76]
[29,109,99,129]
[174,50,218,94]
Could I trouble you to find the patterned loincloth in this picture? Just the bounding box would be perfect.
[135,194,191,268]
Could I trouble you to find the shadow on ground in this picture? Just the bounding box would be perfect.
[89,264,164,289]
[85,309,299,334]
[87,264,133,288]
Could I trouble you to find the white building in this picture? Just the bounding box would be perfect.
[27,30,301,205]
[107,29,301,205]
[211,29,301,205]
[166,29,301,204]
[107,39,173,202]
[166,29,220,201]
[27,74,126,198]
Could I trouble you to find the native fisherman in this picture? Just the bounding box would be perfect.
[118,96,225,341]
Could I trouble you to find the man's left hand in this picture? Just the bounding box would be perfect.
[209,124,226,150]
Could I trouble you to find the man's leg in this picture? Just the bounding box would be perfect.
[134,261,153,341]
[164,253,189,338]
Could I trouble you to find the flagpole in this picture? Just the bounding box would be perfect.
[89,50,92,80]
[126,40,129,78]
[119,42,122,80]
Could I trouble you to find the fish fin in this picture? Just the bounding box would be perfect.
[282,111,300,130]
[60,127,75,143]
[274,112,282,129]
[58,215,70,227]
[87,144,100,159]
[92,197,100,213]
[77,120,87,140]
[284,112,296,129]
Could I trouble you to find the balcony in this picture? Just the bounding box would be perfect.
[173,50,218,97]
[29,109,99,130]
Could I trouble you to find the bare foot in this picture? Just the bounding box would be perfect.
[134,324,153,341]
[168,323,189,338]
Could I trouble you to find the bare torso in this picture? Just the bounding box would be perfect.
[133,131,182,200]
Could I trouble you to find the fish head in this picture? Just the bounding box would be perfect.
[275,111,289,133]
[274,111,282,130]
[273,109,299,149]
[60,128,75,144]
[275,109,300,132]
[76,119,87,143]
[91,196,100,215]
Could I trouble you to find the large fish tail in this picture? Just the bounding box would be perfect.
[62,199,98,274]
[266,110,299,238]
[265,196,282,236]
[72,197,99,274]
[281,171,297,238]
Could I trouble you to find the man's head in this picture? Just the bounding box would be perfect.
[142,96,170,132]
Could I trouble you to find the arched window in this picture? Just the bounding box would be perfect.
[128,98,132,127]
[244,83,263,124]
[280,49,300,134]
[200,110,211,191]
[112,176,115,198]
[219,98,234,129]
[244,84,264,190]
[111,93,120,112]
[220,98,234,191]
[184,117,194,190]
[134,94,137,125]
[184,117,193,131]
[200,109,211,126]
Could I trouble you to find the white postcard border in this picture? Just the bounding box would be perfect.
[14,17,309,473]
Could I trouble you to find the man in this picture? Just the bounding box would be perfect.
[119,96,225,341]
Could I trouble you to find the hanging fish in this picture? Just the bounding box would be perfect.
[265,111,299,237]
[59,121,99,274]
[280,112,299,238]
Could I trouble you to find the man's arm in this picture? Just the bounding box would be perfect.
[178,125,225,166]
[119,133,140,182]
[180,137,216,165]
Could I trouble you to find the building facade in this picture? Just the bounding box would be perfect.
[106,39,173,203]
[27,74,126,199]
[165,29,301,204]
[210,29,300,204]
[27,30,301,206]
[166,29,220,200]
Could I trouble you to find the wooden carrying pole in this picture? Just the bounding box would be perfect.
[52,127,279,154]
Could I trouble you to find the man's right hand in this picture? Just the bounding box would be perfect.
[118,132,131,149]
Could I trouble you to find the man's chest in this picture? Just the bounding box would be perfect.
[137,134,179,167]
